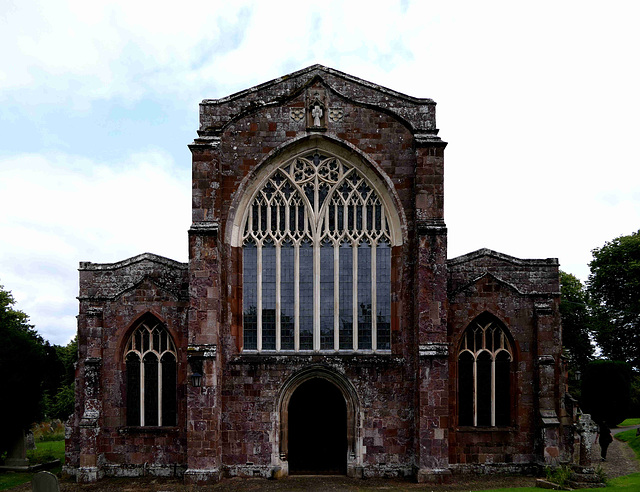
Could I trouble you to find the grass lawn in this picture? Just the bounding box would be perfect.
[618,418,640,427]
[0,439,64,491]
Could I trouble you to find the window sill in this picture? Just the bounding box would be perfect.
[455,426,517,433]
[231,351,403,366]
[118,426,180,435]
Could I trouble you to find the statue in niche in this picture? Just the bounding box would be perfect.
[311,104,323,127]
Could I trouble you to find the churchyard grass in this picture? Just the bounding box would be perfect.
[618,418,640,426]
[0,439,63,490]
[616,428,640,459]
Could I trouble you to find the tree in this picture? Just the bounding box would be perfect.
[0,283,47,454]
[559,271,594,371]
[581,360,632,426]
[588,230,640,370]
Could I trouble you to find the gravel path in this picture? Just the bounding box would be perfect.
[590,424,640,479]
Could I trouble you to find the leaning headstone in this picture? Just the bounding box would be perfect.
[32,471,60,492]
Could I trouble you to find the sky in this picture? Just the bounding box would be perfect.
[1,0,639,345]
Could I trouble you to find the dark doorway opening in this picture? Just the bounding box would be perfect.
[288,377,347,475]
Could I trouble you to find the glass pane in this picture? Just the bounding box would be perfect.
[458,352,474,426]
[320,243,334,350]
[280,242,295,350]
[477,351,492,426]
[376,242,391,350]
[495,351,511,426]
[299,241,313,350]
[262,242,276,350]
[144,353,158,426]
[152,329,160,352]
[126,353,140,426]
[339,242,353,350]
[143,329,149,353]
[243,242,258,350]
[357,242,372,350]
[161,353,177,426]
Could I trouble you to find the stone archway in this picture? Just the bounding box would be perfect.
[279,366,359,476]
[288,377,347,474]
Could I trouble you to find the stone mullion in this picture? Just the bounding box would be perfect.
[352,241,358,351]
[313,237,321,352]
[256,242,263,352]
[371,241,377,352]
[333,241,339,351]
[140,358,145,426]
[294,242,300,352]
[491,357,496,427]
[473,357,478,427]
[275,242,281,352]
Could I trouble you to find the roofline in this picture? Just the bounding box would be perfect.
[79,252,188,271]
[201,64,436,106]
[447,248,559,267]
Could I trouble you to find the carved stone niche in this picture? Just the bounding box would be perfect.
[306,88,327,130]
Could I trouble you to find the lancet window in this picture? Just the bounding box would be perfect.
[242,151,393,352]
[125,318,177,426]
[458,316,513,426]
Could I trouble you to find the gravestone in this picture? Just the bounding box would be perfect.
[5,431,29,468]
[32,471,60,492]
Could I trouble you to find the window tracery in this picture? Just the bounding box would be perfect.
[242,151,392,352]
[458,316,512,426]
[125,318,177,426]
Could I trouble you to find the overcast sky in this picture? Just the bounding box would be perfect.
[1,0,639,345]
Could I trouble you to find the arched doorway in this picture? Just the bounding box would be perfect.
[287,377,347,474]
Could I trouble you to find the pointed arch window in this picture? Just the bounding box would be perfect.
[241,151,393,352]
[125,318,177,426]
[458,316,513,426]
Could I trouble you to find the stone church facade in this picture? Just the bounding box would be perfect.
[65,65,570,483]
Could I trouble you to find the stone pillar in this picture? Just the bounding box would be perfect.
[413,138,450,483]
[184,136,223,484]
[535,300,563,465]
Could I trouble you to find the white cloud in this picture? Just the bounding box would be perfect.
[0,150,190,344]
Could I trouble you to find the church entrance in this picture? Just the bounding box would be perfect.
[287,377,347,475]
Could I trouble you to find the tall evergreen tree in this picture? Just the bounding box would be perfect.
[0,283,47,454]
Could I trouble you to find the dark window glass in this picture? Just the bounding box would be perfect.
[299,241,313,350]
[243,242,258,350]
[339,242,353,350]
[144,352,158,426]
[458,351,474,426]
[357,242,372,350]
[262,241,276,350]
[281,242,295,350]
[495,351,511,426]
[161,353,177,426]
[320,243,334,350]
[376,241,391,350]
[126,353,141,426]
[476,351,492,426]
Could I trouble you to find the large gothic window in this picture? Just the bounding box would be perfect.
[241,151,393,352]
[125,318,177,426]
[458,315,513,426]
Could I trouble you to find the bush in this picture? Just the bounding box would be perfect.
[581,360,632,425]
[545,464,572,488]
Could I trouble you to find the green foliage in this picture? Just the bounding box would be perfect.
[0,283,47,455]
[588,229,640,370]
[581,360,632,425]
[560,271,594,368]
[545,464,572,488]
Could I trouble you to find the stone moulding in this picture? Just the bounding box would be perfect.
[188,221,219,236]
[419,343,449,358]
